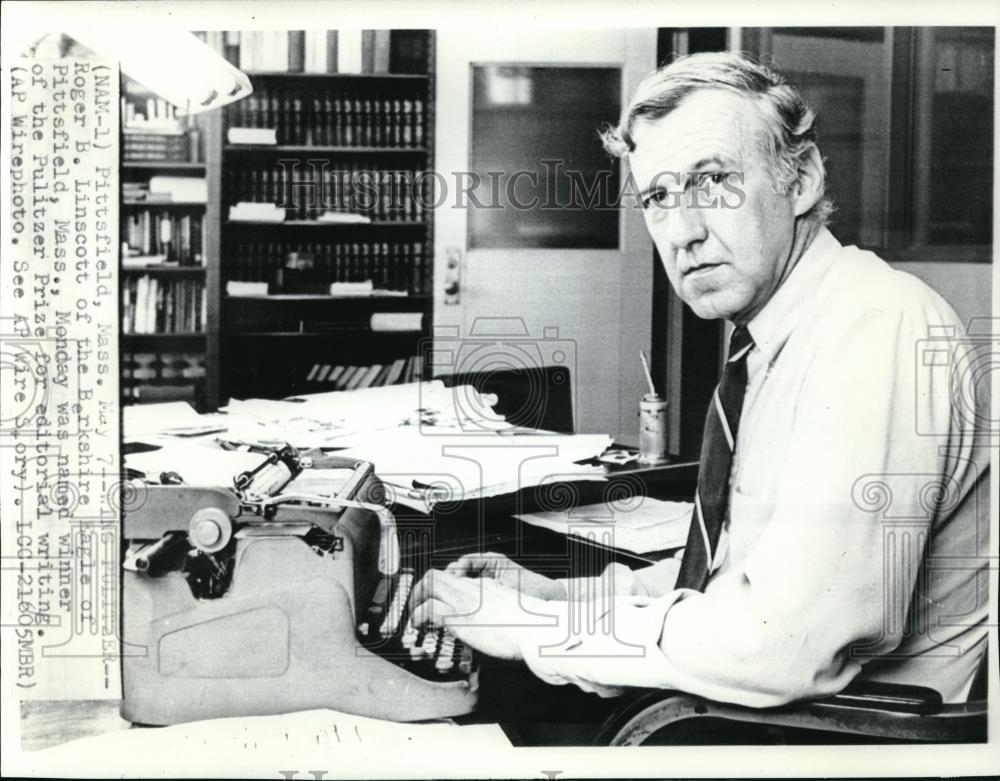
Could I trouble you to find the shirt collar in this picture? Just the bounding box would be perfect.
[746,227,841,364]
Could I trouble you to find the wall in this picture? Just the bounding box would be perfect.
[889,262,994,327]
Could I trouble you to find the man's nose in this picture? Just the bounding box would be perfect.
[662,197,708,252]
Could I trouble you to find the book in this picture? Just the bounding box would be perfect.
[326,30,339,74]
[385,357,407,386]
[226,280,269,297]
[228,202,285,223]
[357,364,382,389]
[336,366,359,390]
[338,30,363,74]
[148,176,207,204]
[228,127,278,145]
[372,30,391,74]
[304,30,327,74]
[361,30,376,74]
[370,312,423,332]
[345,365,370,391]
[288,31,305,72]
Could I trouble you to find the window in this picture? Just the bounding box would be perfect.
[468,65,622,249]
[749,26,993,262]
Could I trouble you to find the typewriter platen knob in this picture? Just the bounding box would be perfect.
[188,507,234,553]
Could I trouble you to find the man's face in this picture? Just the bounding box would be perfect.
[629,89,798,324]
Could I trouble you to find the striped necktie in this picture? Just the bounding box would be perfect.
[675,326,755,591]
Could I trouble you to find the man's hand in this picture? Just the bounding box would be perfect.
[408,569,558,660]
[443,552,566,600]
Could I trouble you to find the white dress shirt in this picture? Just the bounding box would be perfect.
[518,228,991,706]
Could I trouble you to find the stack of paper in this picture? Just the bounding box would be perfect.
[148,176,207,204]
[334,427,611,510]
[226,127,278,145]
[124,402,228,439]
[120,383,613,510]
[228,201,284,222]
[225,280,269,297]
[317,211,371,224]
[516,498,693,554]
[329,280,374,296]
[370,312,423,332]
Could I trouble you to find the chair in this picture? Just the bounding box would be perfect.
[593,648,989,745]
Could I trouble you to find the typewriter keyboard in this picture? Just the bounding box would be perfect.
[358,567,475,682]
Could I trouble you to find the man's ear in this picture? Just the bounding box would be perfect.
[792,144,825,217]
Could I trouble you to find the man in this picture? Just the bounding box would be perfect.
[409,52,991,707]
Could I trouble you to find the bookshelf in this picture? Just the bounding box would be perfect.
[120,74,217,410]
[213,30,436,404]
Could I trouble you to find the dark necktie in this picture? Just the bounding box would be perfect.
[675,326,754,591]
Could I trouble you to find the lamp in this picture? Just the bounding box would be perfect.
[67,29,252,114]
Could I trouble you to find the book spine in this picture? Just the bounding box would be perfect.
[288,31,305,73]
[326,30,339,74]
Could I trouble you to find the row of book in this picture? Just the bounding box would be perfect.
[124,131,198,163]
[124,351,208,382]
[122,276,207,334]
[303,354,425,390]
[226,240,429,292]
[121,96,185,130]
[122,210,204,266]
[224,164,429,222]
[223,30,428,75]
[125,177,208,205]
[122,351,206,404]
[227,88,425,148]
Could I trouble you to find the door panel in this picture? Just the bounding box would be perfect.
[433,30,656,439]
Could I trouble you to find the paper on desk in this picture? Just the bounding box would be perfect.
[220,382,515,449]
[32,708,512,778]
[335,427,611,509]
[123,402,214,438]
[516,498,694,554]
[124,439,266,486]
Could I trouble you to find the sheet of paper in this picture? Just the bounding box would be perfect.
[124,440,266,486]
[219,382,516,449]
[123,402,204,437]
[32,708,514,778]
[516,498,694,554]
[335,428,611,505]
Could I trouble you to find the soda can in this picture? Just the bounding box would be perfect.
[638,393,669,465]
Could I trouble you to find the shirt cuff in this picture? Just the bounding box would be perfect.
[517,590,692,695]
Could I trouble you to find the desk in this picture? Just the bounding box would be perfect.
[395,457,698,577]
[27,437,694,751]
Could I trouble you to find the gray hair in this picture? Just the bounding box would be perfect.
[603,51,833,224]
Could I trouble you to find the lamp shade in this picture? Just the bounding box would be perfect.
[69,29,252,114]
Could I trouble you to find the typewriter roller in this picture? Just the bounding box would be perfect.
[120,451,478,726]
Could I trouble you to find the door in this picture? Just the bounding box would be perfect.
[431,30,656,441]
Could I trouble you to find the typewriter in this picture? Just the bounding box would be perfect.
[121,447,479,726]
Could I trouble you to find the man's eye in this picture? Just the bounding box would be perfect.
[643,190,667,208]
[698,171,727,186]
